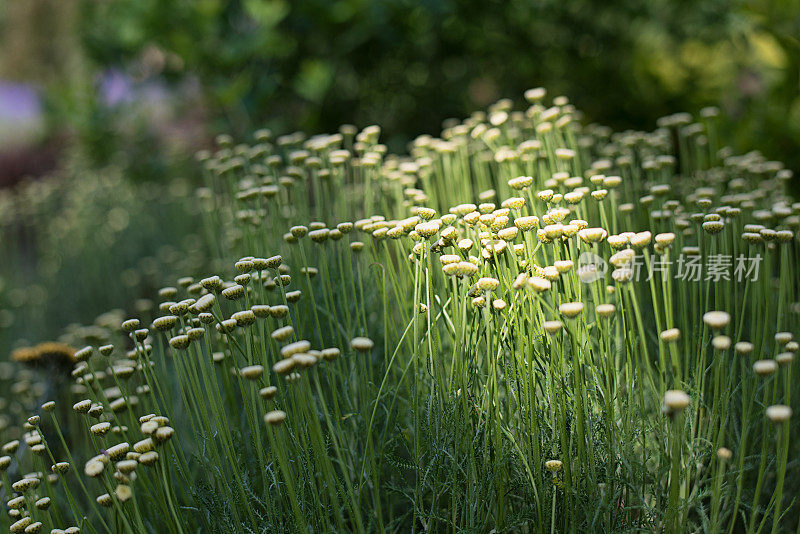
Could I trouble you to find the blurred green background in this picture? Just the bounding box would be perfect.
[0,0,798,346]
[3,0,800,170]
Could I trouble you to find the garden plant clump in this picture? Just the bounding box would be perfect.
[0,89,798,533]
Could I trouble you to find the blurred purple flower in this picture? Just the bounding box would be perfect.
[99,69,135,106]
[98,69,170,108]
[0,81,41,122]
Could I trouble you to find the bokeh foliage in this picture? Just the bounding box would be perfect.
[0,164,204,349]
[76,0,800,163]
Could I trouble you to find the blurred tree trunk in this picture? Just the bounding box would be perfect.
[0,0,81,84]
